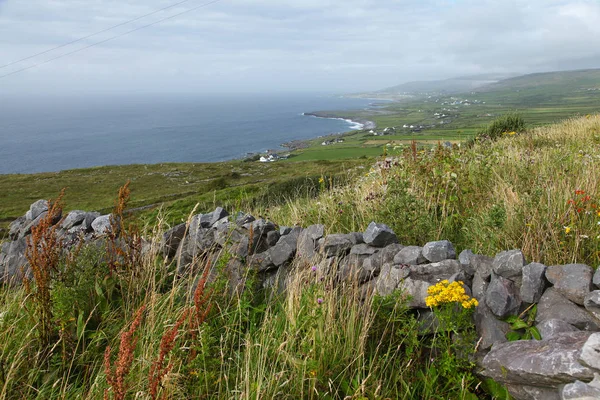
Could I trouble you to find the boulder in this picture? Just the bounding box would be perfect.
[546,264,593,305]
[584,291,600,320]
[321,234,353,257]
[375,263,410,296]
[279,226,292,236]
[235,212,255,226]
[505,385,560,400]
[363,222,398,247]
[409,259,462,283]
[579,333,600,371]
[422,240,456,263]
[472,271,489,301]
[485,273,521,318]
[8,216,26,240]
[28,199,49,220]
[393,246,426,265]
[471,254,494,280]
[561,380,600,399]
[161,223,187,259]
[200,207,229,228]
[91,215,112,235]
[397,278,431,308]
[493,249,526,279]
[480,331,595,387]
[537,319,579,340]
[593,269,600,289]
[0,237,29,283]
[296,224,324,260]
[268,229,301,267]
[266,230,280,247]
[458,249,475,276]
[536,288,600,331]
[473,303,511,350]
[60,210,87,230]
[521,262,548,303]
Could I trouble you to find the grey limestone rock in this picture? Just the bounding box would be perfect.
[375,263,410,296]
[579,333,600,371]
[536,288,600,331]
[29,199,49,221]
[200,207,229,228]
[458,249,477,277]
[266,230,280,247]
[409,259,462,283]
[505,385,560,400]
[321,234,353,257]
[350,243,379,256]
[161,223,187,259]
[561,379,600,400]
[0,237,29,283]
[593,268,600,290]
[91,215,112,235]
[279,226,292,236]
[485,273,522,318]
[537,319,579,340]
[363,222,398,247]
[296,224,324,260]
[546,264,593,305]
[422,240,456,263]
[61,210,87,230]
[268,229,301,267]
[393,245,426,265]
[521,262,548,303]
[480,331,595,387]
[235,212,255,226]
[493,249,526,279]
[471,254,494,280]
[473,303,511,350]
[584,291,600,320]
[472,271,489,301]
[397,278,431,308]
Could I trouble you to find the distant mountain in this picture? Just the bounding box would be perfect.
[378,73,516,95]
[473,68,600,93]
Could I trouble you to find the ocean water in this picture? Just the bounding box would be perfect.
[0,93,374,174]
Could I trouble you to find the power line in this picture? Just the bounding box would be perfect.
[0,0,197,70]
[0,0,223,80]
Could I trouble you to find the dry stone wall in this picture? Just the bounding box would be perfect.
[3,201,600,399]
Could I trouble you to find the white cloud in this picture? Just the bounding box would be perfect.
[0,0,599,94]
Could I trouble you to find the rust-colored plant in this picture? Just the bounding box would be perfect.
[104,304,146,400]
[107,181,143,275]
[25,189,65,349]
[148,310,189,400]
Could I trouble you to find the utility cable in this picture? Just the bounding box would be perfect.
[0,0,197,70]
[0,0,222,80]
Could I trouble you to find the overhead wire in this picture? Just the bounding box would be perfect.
[0,0,198,70]
[0,0,223,80]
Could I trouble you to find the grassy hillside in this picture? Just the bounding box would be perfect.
[291,69,600,161]
[0,115,599,399]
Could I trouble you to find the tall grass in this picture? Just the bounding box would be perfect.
[265,114,600,267]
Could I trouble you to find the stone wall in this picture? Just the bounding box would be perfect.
[2,201,600,399]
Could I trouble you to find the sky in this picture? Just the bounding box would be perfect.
[0,0,599,95]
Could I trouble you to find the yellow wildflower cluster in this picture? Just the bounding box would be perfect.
[425,280,479,309]
[504,131,517,136]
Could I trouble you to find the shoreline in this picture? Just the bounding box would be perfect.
[301,112,376,130]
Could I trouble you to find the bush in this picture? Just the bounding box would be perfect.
[475,113,525,141]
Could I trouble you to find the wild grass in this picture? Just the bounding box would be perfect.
[264,114,600,267]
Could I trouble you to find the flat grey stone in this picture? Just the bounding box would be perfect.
[521,262,548,303]
[505,385,560,400]
[296,224,324,260]
[8,216,26,240]
[350,243,379,256]
[458,249,476,276]
[422,240,456,263]
[537,319,579,340]
[266,230,280,247]
[480,331,594,387]
[60,210,87,230]
[279,226,292,236]
[200,207,229,228]
[235,212,255,226]
[409,259,462,283]
[593,268,600,289]
[397,278,431,308]
[363,222,398,247]
[584,291,600,320]
[161,223,187,259]
[546,264,593,305]
[536,288,600,331]
[393,245,426,265]
[472,271,489,301]
[493,249,526,279]
[485,272,521,318]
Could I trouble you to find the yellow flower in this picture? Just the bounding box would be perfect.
[425,280,478,309]
[318,176,325,184]
[564,226,572,234]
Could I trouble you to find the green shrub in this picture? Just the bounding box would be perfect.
[476,113,525,141]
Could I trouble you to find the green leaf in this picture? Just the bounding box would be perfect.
[504,315,519,324]
[510,320,529,330]
[529,326,542,340]
[506,331,522,342]
[76,311,85,340]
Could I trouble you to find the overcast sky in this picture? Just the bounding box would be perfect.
[1,0,599,95]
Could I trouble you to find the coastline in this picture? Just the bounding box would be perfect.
[302,112,376,130]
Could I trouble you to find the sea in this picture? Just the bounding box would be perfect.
[0,93,376,174]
